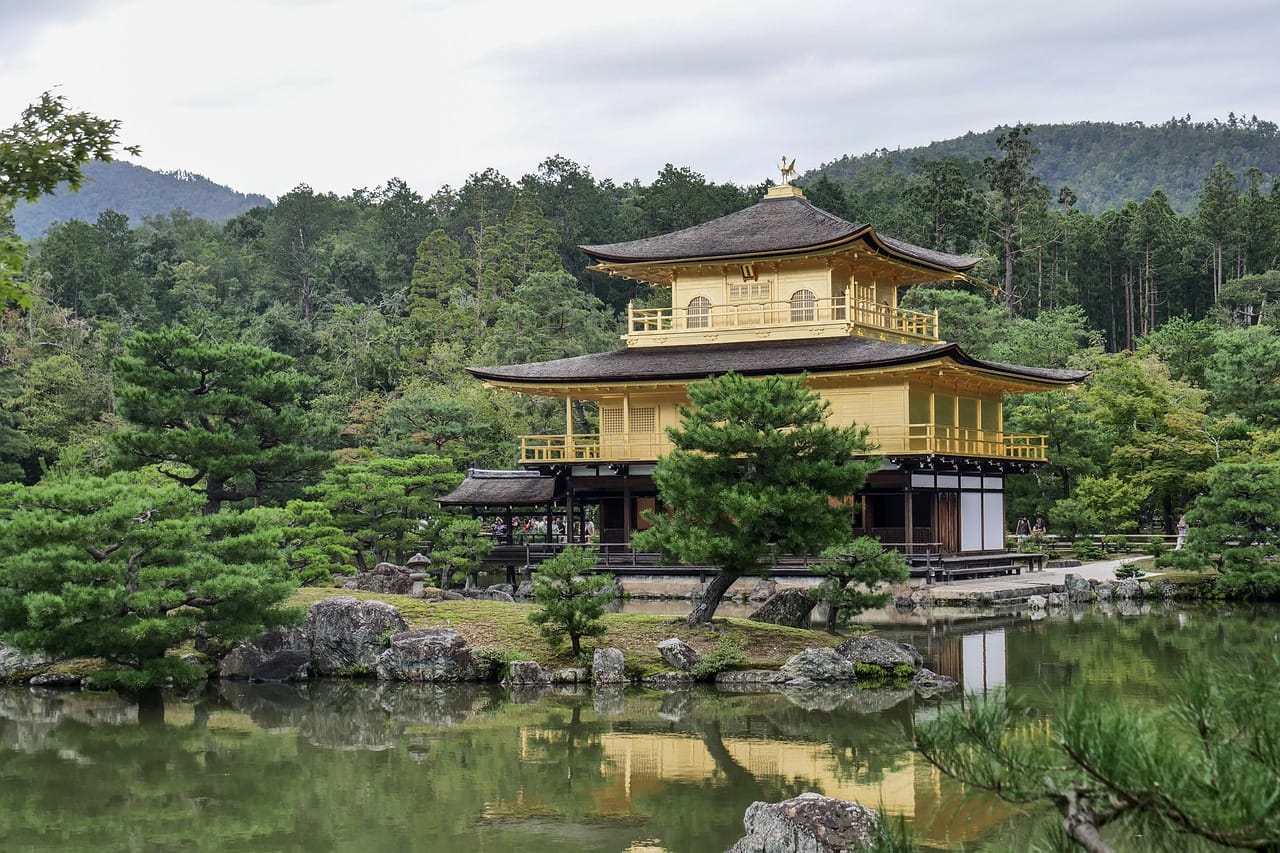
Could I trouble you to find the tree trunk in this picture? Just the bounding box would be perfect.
[686,572,740,626]
[1003,220,1016,315]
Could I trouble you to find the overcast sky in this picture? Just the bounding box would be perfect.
[3,0,1278,200]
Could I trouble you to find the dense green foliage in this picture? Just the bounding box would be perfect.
[633,373,877,625]
[526,546,614,656]
[1,93,1279,600]
[112,327,334,513]
[0,469,297,688]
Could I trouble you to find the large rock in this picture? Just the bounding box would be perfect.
[749,589,817,628]
[349,562,415,595]
[0,643,54,683]
[249,651,310,683]
[1026,595,1048,611]
[644,671,695,688]
[780,648,856,683]
[550,667,589,684]
[376,629,477,682]
[218,626,310,680]
[716,669,791,687]
[592,647,627,684]
[727,792,882,853]
[1114,578,1142,600]
[505,660,550,685]
[835,636,923,670]
[308,597,408,677]
[1064,573,1094,603]
[657,638,702,672]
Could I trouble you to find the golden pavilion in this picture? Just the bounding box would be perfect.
[459,176,1086,557]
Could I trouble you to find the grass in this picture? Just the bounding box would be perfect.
[290,587,854,676]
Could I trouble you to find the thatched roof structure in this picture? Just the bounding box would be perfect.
[438,469,558,506]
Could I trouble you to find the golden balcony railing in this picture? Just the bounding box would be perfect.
[520,426,1047,465]
[520,433,674,465]
[871,425,1048,461]
[625,295,938,343]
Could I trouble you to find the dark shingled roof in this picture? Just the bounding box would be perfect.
[438,470,557,506]
[469,336,1090,387]
[581,195,980,271]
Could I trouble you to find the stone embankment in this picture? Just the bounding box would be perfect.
[216,597,957,698]
[1,594,960,705]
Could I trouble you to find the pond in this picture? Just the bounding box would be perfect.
[2,603,1277,852]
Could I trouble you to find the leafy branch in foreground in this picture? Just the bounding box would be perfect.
[916,654,1280,852]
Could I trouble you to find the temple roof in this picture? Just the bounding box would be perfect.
[469,336,1089,387]
[580,193,981,272]
[437,469,558,506]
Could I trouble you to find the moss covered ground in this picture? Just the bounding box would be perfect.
[289,587,852,676]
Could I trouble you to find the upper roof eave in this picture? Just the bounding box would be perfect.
[579,195,981,274]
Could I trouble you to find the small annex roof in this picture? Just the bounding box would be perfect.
[468,336,1090,388]
[580,192,980,273]
[438,469,558,506]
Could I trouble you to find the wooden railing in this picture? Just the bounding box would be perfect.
[520,433,673,464]
[626,295,938,341]
[866,425,1048,461]
[521,427,1047,464]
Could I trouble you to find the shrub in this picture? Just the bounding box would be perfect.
[527,547,613,656]
[1072,537,1104,560]
[473,648,530,682]
[1114,562,1142,580]
[691,637,747,680]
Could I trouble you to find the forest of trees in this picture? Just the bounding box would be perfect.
[3,121,1280,588]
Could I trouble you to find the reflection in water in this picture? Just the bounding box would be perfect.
[1,604,1277,852]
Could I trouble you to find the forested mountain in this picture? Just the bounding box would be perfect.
[11,160,271,239]
[812,116,1280,215]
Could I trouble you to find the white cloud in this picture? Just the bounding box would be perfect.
[3,0,1278,199]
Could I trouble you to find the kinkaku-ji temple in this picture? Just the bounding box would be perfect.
[442,168,1088,569]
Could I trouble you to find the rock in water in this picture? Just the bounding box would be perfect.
[727,792,882,852]
[835,636,923,669]
[376,629,477,682]
[308,597,408,677]
[592,647,627,684]
[780,648,856,683]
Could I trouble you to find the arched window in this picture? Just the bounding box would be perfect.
[790,289,816,322]
[688,296,711,329]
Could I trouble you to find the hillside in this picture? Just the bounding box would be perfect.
[811,117,1280,214]
[12,161,271,239]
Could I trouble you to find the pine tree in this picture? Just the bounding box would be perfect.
[112,326,333,513]
[633,373,876,626]
[811,538,908,633]
[527,546,614,656]
[0,469,297,689]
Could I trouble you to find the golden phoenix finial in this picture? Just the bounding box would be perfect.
[778,155,796,185]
